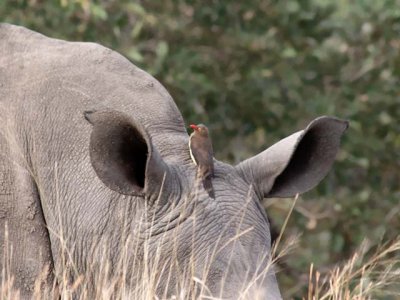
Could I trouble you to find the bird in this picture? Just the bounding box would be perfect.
[189,124,215,198]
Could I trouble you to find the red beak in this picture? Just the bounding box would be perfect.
[190,124,199,131]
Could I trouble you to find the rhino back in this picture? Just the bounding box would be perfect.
[0,23,188,159]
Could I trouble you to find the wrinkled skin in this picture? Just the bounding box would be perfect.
[0,24,348,299]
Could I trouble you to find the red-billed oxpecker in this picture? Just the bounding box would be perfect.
[189,124,215,198]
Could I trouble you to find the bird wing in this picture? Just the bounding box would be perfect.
[188,136,198,166]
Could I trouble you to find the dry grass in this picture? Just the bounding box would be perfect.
[307,238,400,300]
[0,179,282,300]
[0,130,398,300]
[0,202,400,300]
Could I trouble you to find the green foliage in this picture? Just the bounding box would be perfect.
[1,0,399,298]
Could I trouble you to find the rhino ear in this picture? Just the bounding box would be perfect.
[84,110,173,198]
[236,116,348,198]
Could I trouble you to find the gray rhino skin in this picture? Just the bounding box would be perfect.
[0,24,348,299]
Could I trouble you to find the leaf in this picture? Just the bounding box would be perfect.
[90,4,107,21]
[127,48,144,63]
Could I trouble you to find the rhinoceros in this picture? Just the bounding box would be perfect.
[0,24,348,299]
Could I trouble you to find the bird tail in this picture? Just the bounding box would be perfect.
[203,176,215,199]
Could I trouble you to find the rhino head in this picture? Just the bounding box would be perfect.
[85,110,348,299]
[0,23,348,300]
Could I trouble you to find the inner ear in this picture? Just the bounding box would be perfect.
[85,110,150,195]
[268,120,341,197]
[268,128,319,194]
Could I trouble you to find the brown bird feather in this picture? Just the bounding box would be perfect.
[189,124,215,198]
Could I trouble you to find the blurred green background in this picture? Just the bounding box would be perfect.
[1,0,399,298]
